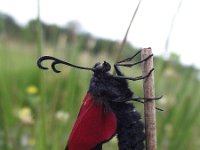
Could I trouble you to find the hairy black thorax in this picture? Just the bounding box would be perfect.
[89,71,133,105]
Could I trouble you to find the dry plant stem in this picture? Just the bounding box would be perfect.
[141,48,157,150]
[114,0,142,64]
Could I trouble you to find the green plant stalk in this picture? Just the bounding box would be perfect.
[0,51,13,150]
[37,0,43,57]
[36,0,47,149]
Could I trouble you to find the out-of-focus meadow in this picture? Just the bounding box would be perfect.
[0,12,200,150]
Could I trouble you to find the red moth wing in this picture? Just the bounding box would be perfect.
[67,92,117,150]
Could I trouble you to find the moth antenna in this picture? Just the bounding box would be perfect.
[51,61,61,73]
[37,56,94,73]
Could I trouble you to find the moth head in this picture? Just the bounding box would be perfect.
[93,61,111,73]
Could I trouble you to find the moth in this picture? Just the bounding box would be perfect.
[37,50,162,150]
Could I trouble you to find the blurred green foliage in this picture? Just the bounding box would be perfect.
[0,12,200,150]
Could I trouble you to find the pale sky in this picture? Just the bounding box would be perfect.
[0,0,200,69]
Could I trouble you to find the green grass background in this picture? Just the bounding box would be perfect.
[0,38,200,150]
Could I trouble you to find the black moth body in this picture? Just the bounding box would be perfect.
[37,50,160,150]
[89,62,145,150]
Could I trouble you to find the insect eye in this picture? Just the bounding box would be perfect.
[103,61,111,72]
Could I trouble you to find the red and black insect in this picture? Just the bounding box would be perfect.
[37,50,162,150]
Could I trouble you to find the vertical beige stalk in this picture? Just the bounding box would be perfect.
[141,48,157,150]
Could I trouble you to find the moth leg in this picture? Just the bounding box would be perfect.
[114,64,124,76]
[115,54,153,68]
[131,95,163,101]
[131,96,163,111]
[117,50,142,64]
[113,50,153,76]
[111,96,163,111]
[112,95,163,103]
[114,68,154,81]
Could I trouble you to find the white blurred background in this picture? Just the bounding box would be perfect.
[1,0,199,68]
